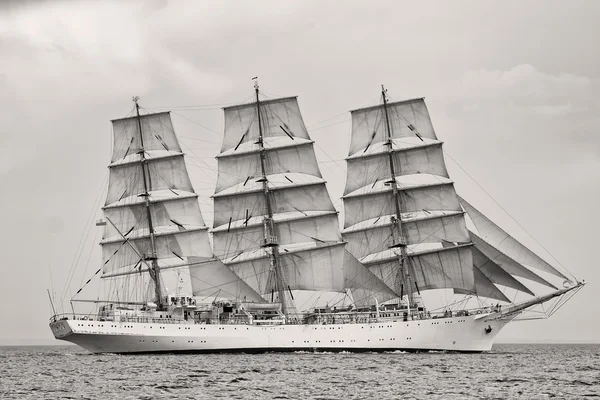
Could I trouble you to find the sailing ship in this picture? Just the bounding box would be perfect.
[49,83,584,353]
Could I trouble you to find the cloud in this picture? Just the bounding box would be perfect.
[454,64,599,116]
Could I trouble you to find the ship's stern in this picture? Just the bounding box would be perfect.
[49,318,74,341]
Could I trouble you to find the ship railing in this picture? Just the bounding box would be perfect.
[294,305,495,324]
[50,305,497,325]
[49,313,110,323]
[50,313,257,326]
[49,313,195,325]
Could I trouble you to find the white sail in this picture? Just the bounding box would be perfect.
[472,245,534,296]
[212,212,341,259]
[226,244,344,294]
[344,142,449,195]
[222,97,311,153]
[215,141,322,193]
[364,244,475,293]
[470,232,557,289]
[105,154,195,206]
[349,98,437,156]
[187,257,265,302]
[343,212,469,260]
[101,228,213,275]
[226,242,399,299]
[214,95,394,306]
[459,196,567,280]
[343,250,398,307]
[111,112,182,162]
[409,245,475,292]
[455,267,510,303]
[101,111,254,300]
[343,182,461,228]
[343,95,474,298]
[213,182,336,228]
[102,195,204,241]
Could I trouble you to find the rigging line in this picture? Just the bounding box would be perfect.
[297,290,322,312]
[182,154,218,179]
[309,118,351,132]
[179,136,222,145]
[146,103,228,109]
[143,106,222,136]
[147,107,224,112]
[306,111,349,129]
[257,90,288,100]
[443,149,574,279]
[179,141,218,178]
[60,171,109,307]
[75,227,101,293]
[72,261,104,298]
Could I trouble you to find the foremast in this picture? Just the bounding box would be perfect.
[342,86,581,310]
[132,97,164,310]
[342,89,476,303]
[380,86,419,306]
[253,81,293,317]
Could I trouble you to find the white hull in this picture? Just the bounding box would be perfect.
[50,313,512,354]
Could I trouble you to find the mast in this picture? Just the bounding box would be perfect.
[253,80,290,317]
[380,85,416,305]
[133,96,164,310]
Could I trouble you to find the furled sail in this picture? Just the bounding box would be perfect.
[214,95,396,306]
[459,196,568,280]
[342,96,475,297]
[100,111,260,301]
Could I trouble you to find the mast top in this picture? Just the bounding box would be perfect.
[252,77,259,91]
[132,96,140,106]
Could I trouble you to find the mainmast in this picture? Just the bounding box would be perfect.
[253,80,291,317]
[380,85,417,306]
[133,96,164,310]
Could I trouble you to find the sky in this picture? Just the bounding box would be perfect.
[1,0,599,345]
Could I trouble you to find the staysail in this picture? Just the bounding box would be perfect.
[213,92,397,312]
[100,108,262,304]
[458,196,568,280]
[450,195,568,300]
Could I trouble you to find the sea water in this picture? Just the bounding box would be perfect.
[1,344,598,399]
